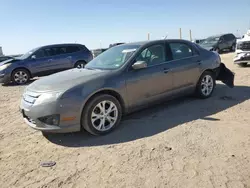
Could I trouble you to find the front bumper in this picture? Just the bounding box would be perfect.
[0,72,11,84]
[234,52,250,64]
[20,96,81,133]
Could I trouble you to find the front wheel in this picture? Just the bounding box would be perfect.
[195,71,216,99]
[11,69,30,85]
[74,61,86,69]
[81,94,122,135]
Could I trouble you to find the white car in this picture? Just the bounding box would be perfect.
[234,30,250,67]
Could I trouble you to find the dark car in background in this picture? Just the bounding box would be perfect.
[199,33,236,53]
[192,39,205,44]
[0,43,93,85]
[91,48,107,58]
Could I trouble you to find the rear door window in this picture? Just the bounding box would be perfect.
[53,47,67,55]
[168,42,194,60]
[66,46,81,53]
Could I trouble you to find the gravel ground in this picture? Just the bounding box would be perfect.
[0,52,250,188]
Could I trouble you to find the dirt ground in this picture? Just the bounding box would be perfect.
[0,52,250,188]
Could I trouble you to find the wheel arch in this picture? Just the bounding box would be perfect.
[82,89,126,115]
[74,60,87,67]
[196,68,217,86]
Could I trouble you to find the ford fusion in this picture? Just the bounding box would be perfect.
[20,39,234,135]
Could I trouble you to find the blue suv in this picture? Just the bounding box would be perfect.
[0,43,93,85]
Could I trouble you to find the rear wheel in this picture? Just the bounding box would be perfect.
[195,71,215,99]
[74,61,86,68]
[238,63,247,67]
[11,69,30,85]
[81,94,122,135]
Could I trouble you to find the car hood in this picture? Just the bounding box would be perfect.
[0,58,20,66]
[26,68,110,93]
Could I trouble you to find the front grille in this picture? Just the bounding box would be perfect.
[237,41,250,51]
[22,91,40,105]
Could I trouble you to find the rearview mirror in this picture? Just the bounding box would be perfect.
[132,61,147,70]
[31,55,36,59]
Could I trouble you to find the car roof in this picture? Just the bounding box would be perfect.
[120,39,193,47]
[39,43,84,48]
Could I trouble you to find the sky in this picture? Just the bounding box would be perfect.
[0,0,250,55]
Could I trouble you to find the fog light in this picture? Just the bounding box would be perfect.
[38,115,60,126]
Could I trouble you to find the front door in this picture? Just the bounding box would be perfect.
[125,43,173,109]
[28,48,53,76]
[167,42,201,92]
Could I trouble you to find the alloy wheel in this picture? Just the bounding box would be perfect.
[91,100,118,131]
[14,71,28,84]
[201,75,214,96]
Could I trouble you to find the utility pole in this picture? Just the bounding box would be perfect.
[189,29,192,41]
[179,28,182,39]
[147,33,150,40]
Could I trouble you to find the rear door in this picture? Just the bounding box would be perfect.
[44,47,72,72]
[166,42,201,92]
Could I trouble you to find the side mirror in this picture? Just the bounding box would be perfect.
[31,55,36,59]
[132,61,147,70]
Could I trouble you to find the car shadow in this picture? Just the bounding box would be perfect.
[1,78,37,87]
[44,84,250,147]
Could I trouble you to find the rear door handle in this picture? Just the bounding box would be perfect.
[66,56,72,59]
[196,60,202,65]
[47,59,53,62]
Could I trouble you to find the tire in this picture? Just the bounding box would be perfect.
[195,71,216,99]
[238,63,247,67]
[74,61,86,68]
[81,94,122,136]
[11,69,30,85]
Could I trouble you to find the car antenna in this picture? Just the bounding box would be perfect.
[164,35,168,39]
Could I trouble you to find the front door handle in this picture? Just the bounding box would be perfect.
[47,59,53,62]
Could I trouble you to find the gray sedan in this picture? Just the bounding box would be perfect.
[20,39,233,135]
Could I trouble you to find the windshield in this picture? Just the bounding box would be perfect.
[18,47,39,60]
[85,44,140,70]
[200,37,220,45]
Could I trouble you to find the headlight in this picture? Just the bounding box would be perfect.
[0,64,11,71]
[34,92,63,106]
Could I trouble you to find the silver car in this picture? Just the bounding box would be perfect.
[20,39,234,135]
